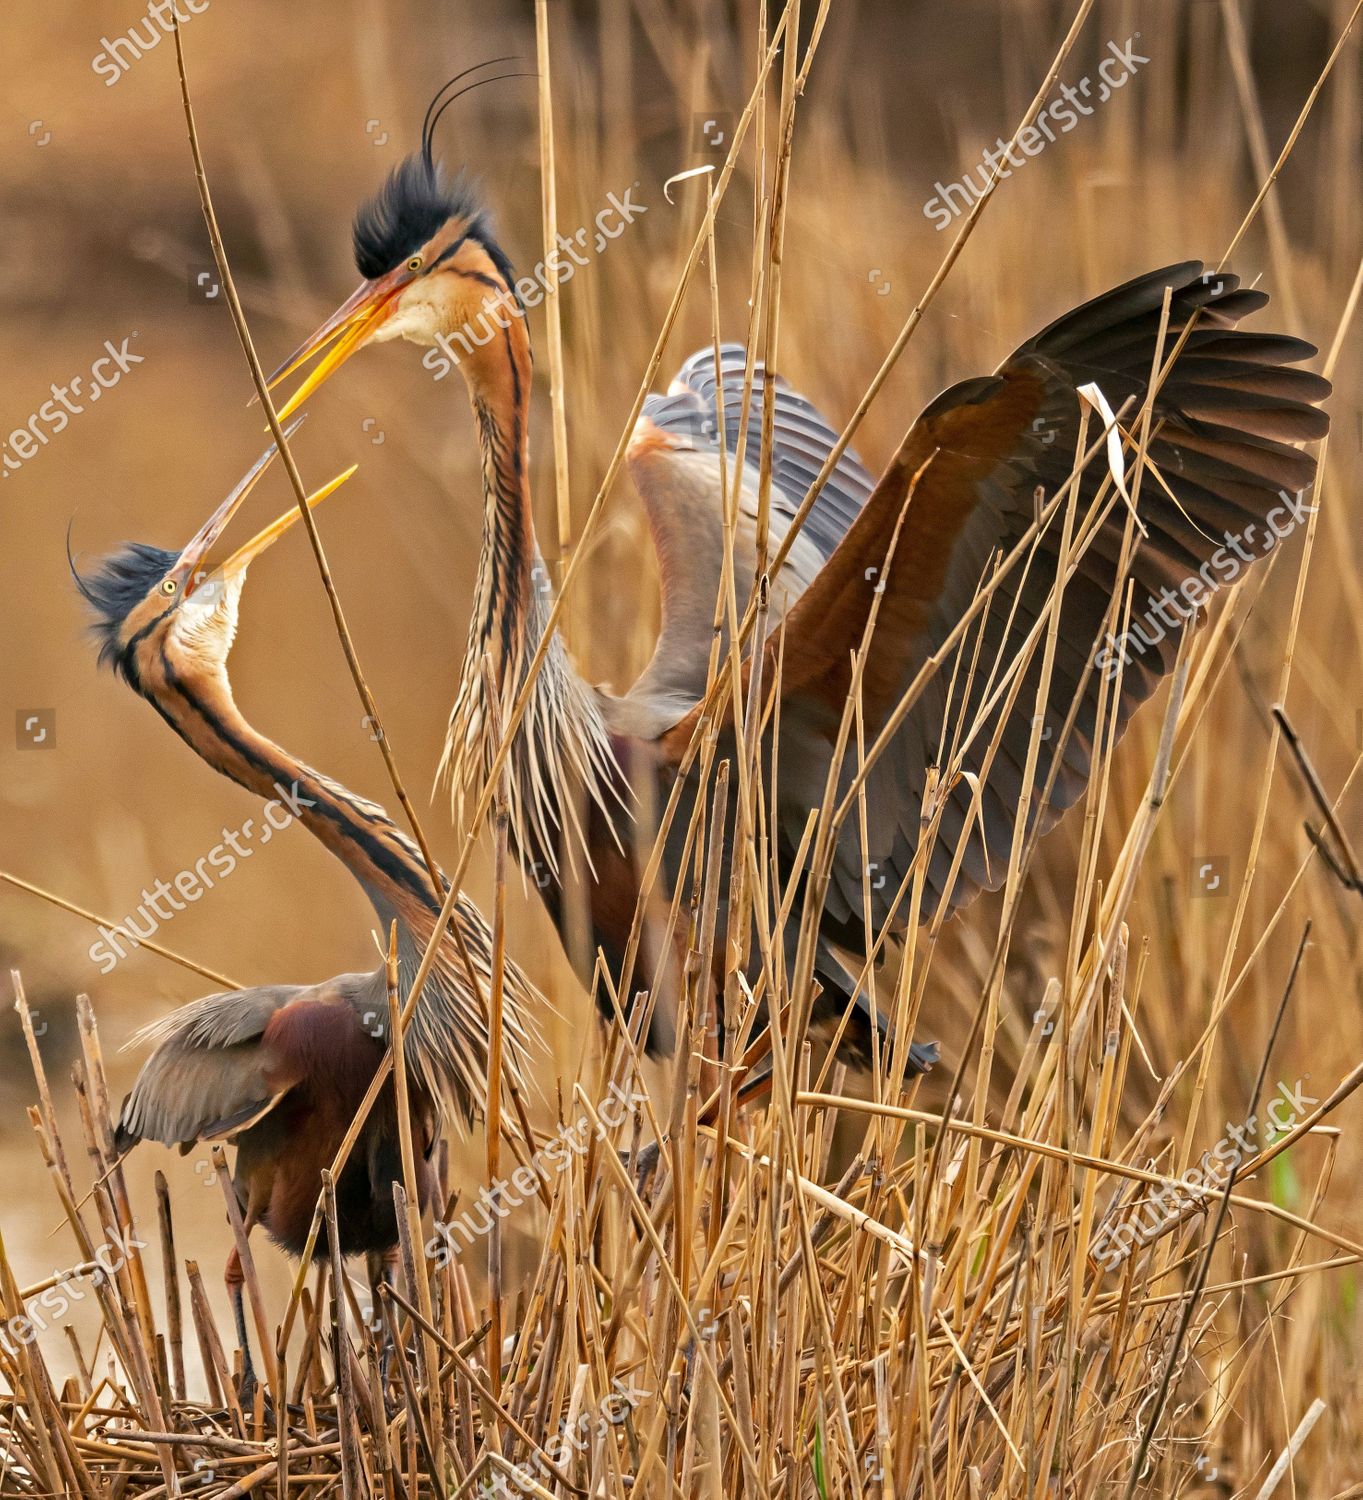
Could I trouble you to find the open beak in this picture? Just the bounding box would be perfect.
[176,422,304,580]
[267,266,412,420]
[210,465,358,581]
[175,420,358,591]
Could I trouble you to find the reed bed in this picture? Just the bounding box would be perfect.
[3,0,1363,1495]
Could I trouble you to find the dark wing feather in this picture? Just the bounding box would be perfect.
[662,264,1328,944]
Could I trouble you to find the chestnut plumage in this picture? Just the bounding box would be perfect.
[274,152,1330,1093]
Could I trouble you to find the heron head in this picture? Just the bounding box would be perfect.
[269,150,523,417]
[75,429,355,687]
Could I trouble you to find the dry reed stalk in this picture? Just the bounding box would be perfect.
[6,3,1363,1496]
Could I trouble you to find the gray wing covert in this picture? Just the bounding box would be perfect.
[114,983,303,1152]
[640,342,875,559]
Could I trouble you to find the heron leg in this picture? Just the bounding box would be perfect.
[224,1245,257,1398]
[626,1029,771,1192]
[367,1247,401,1397]
[224,1195,264,1403]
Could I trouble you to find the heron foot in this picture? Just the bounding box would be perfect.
[620,1139,664,1194]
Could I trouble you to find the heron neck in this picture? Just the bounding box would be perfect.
[443,286,602,798]
[143,652,444,923]
[457,306,540,697]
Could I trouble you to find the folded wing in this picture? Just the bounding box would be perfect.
[114,983,306,1152]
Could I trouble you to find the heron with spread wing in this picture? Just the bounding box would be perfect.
[75,435,540,1390]
[269,89,1329,1081]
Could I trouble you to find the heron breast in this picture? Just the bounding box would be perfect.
[261,997,384,1107]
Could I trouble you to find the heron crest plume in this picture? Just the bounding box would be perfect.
[72,541,179,675]
[352,153,490,281]
[352,57,534,282]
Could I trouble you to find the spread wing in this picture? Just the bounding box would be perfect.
[637,342,876,560]
[115,983,306,1152]
[622,343,877,729]
[661,264,1329,936]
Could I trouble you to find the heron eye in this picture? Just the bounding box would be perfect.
[161,578,178,596]
[407,255,423,273]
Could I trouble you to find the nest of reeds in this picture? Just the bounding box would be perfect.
[3,880,1354,1500]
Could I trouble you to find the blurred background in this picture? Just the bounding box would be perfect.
[2,0,1360,1458]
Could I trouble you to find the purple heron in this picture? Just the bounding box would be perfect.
[268,117,1329,1085]
[75,435,540,1388]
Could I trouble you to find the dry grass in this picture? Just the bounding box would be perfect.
[2,1,1363,1495]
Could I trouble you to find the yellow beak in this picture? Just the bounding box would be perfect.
[211,465,359,581]
[177,421,304,579]
[268,265,412,421]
